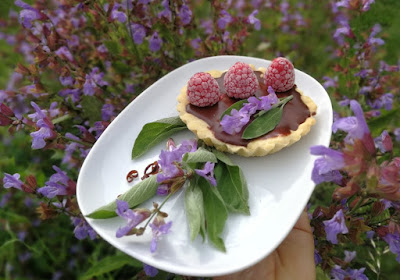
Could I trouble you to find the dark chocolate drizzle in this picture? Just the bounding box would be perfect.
[186,71,311,146]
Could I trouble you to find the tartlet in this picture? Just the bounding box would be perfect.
[177,66,317,157]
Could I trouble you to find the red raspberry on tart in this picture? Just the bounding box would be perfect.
[264,57,295,92]
[187,72,220,107]
[224,62,258,99]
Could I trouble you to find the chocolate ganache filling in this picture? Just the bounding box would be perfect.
[186,71,311,147]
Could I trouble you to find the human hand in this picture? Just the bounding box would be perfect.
[214,210,315,280]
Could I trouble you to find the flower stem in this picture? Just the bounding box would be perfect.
[254,95,293,118]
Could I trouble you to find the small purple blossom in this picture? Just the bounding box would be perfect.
[149,32,162,52]
[323,209,349,244]
[344,250,356,263]
[333,20,352,45]
[220,108,249,135]
[149,220,172,253]
[247,10,261,30]
[217,10,232,29]
[179,4,192,25]
[158,0,171,21]
[374,130,393,153]
[37,166,71,198]
[111,3,127,23]
[157,139,197,183]
[314,249,322,265]
[383,233,400,263]
[330,265,368,280]
[59,76,74,87]
[368,24,384,46]
[15,0,41,29]
[83,67,108,96]
[29,102,55,149]
[101,104,115,121]
[195,162,217,186]
[332,100,374,153]
[394,128,400,142]
[310,146,345,184]
[220,89,278,135]
[55,46,74,62]
[115,200,148,238]
[3,173,23,190]
[143,263,158,277]
[130,24,146,45]
[71,217,97,240]
[369,93,394,110]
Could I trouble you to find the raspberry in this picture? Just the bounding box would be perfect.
[264,57,295,92]
[224,62,258,99]
[187,72,220,107]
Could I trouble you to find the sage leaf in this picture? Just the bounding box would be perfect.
[182,147,217,164]
[86,176,158,219]
[219,99,248,120]
[242,96,292,140]
[212,149,234,166]
[132,117,187,159]
[184,180,206,241]
[198,177,227,252]
[214,162,250,215]
[79,255,141,280]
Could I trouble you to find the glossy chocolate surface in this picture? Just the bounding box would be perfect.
[186,71,311,146]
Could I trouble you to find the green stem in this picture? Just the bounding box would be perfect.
[254,95,293,118]
[61,135,93,147]
[142,190,175,229]
[348,197,365,215]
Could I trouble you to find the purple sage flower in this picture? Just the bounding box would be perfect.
[195,162,217,186]
[310,146,345,184]
[383,233,400,263]
[37,166,71,198]
[323,209,349,244]
[394,128,400,142]
[101,104,115,121]
[130,23,146,44]
[55,46,74,62]
[15,0,42,29]
[158,0,171,21]
[217,10,232,29]
[111,3,127,23]
[115,200,149,238]
[3,173,23,190]
[149,32,162,52]
[149,220,172,253]
[157,139,197,183]
[143,263,158,277]
[179,4,192,25]
[344,250,356,263]
[247,10,261,30]
[368,24,384,46]
[220,108,249,135]
[332,100,375,153]
[71,217,97,240]
[83,67,109,96]
[374,130,393,153]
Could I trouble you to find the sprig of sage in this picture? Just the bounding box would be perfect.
[242,95,293,140]
[86,175,158,219]
[132,117,187,159]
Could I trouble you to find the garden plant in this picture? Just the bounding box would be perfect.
[0,0,399,279]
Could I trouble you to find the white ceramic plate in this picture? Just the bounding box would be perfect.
[77,56,332,277]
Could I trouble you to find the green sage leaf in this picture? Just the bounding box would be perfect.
[182,147,217,164]
[242,106,283,140]
[242,96,292,140]
[81,96,103,126]
[79,255,141,280]
[219,99,248,120]
[86,175,158,219]
[198,177,227,252]
[214,162,250,215]
[184,180,206,241]
[132,117,187,159]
